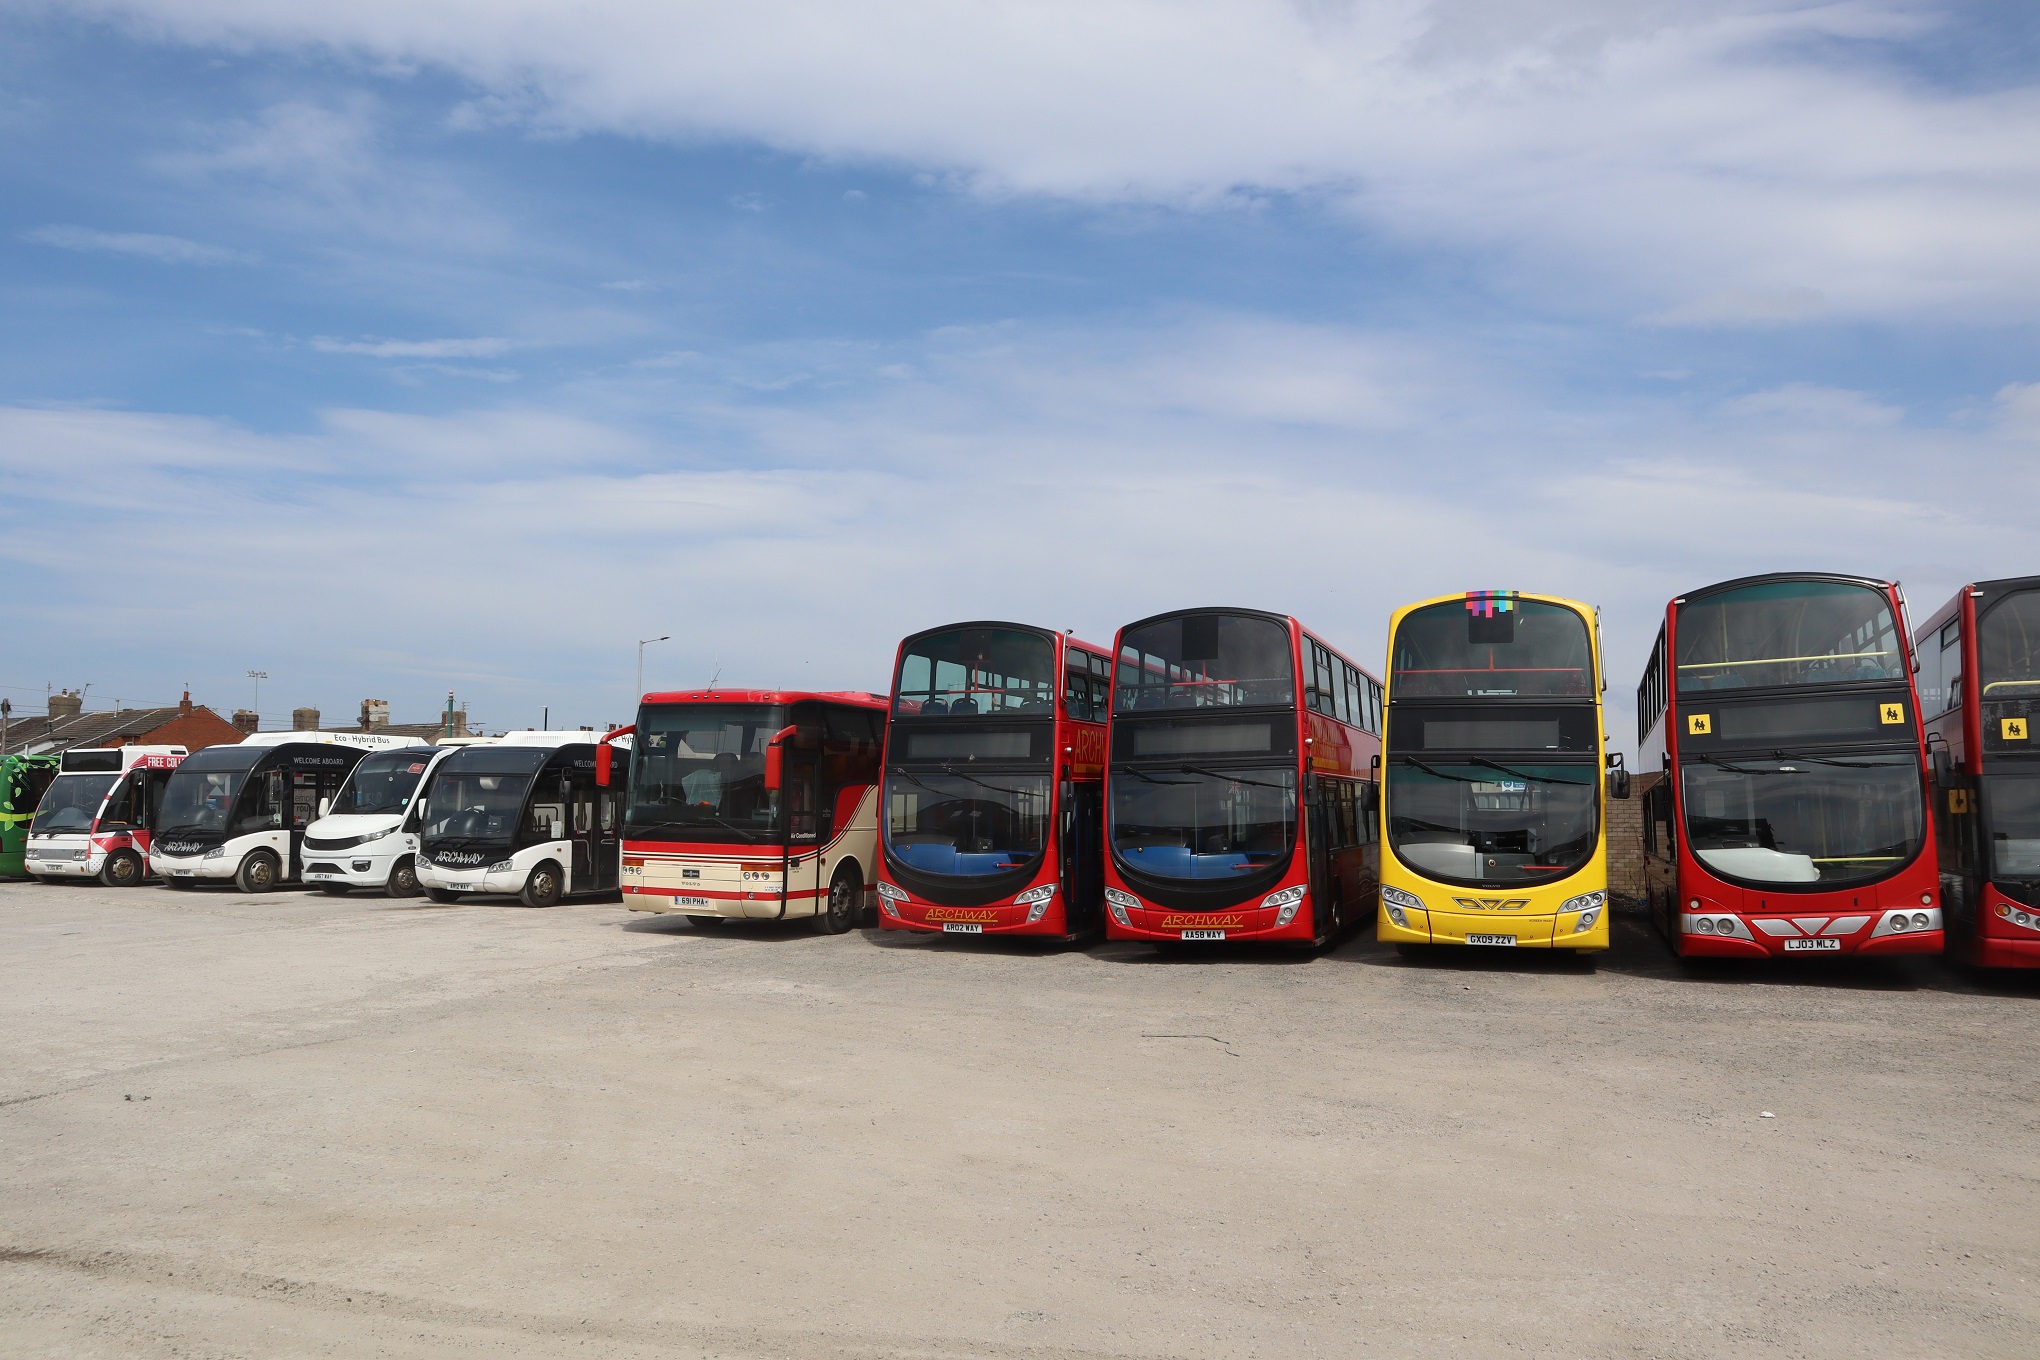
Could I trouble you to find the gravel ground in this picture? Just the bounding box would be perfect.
[2,877,2037,1359]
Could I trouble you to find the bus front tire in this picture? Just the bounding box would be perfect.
[814,868,860,935]
[519,862,563,908]
[236,851,280,894]
[163,877,193,891]
[427,888,462,905]
[385,857,419,898]
[99,851,144,888]
[319,884,351,896]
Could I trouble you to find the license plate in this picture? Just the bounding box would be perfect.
[673,895,710,907]
[306,872,335,880]
[942,922,982,934]
[1783,937,1841,952]
[174,869,193,876]
[1180,929,1226,941]
[1466,933,1517,946]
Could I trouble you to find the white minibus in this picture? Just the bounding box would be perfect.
[415,730,631,907]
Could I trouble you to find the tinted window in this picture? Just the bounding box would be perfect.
[1392,597,1593,698]
[1677,580,1902,693]
[1978,590,2040,699]
[1115,613,1294,713]
[895,627,1057,716]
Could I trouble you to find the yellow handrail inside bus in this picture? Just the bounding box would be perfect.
[1677,650,1897,669]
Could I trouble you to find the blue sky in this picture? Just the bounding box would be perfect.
[3,1,2038,738]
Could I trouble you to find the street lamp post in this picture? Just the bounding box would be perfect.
[636,636,671,704]
[246,670,268,727]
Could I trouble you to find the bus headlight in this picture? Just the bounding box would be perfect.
[1872,906,1941,938]
[1261,884,1306,926]
[204,846,224,860]
[359,827,393,844]
[1104,886,1138,927]
[1015,882,1057,923]
[1562,891,1606,932]
[488,860,515,874]
[1380,885,1424,929]
[874,881,906,918]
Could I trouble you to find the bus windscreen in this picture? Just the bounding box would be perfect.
[895,628,1056,716]
[626,703,787,842]
[1677,580,1903,693]
[1385,760,1597,888]
[1979,590,2040,698]
[886,772,1050,877]
[329,750,435,816]
[29,774,116,834]
[1114,614,1294,712]
[1390,599,1592,698]
[1680,752,1923,887]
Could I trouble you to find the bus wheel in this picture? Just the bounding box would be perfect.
[163,877,193,891]
[99,850,144,888]
[236,851,280,894]
[385,857,419,898]
[519,862,563,908]
[426,888,462,905]
[814,868,860,935]
[319,884,351,896]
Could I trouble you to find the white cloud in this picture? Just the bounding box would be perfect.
[22,224,250,264]
[6,313,2031,735]
[310,335,515,358]
[58,1,2040,320]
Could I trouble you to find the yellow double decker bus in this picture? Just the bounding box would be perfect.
[1376,590,1628,955]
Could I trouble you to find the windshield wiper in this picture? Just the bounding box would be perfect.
[1176,764,1294,791]
[631,815,758,837]
[1468,757,1585,787]
[1394,756,1488,784]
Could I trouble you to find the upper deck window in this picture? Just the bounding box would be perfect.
[895,628,1056,717]
[1114,614,1294,713]
[1391,597,1593,699]
[1978,590,2040,699]
[1677,580,1902,693]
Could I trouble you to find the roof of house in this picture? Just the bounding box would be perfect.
[1,704,242,757]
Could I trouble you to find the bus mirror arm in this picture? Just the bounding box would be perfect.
[763,725,797,792]
[596,744,613,787]
[1606,752,1631,801]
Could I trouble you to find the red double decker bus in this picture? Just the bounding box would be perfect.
[1915,576,2040,967]
[1102,608,1382,949]
[1637,573,1940,958]
[874,622,1111,940]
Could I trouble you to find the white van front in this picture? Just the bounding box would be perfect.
[300,746,450,897]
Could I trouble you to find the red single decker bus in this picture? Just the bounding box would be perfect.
[621,689,888,933]
[1915,576,2040,967]
[1102,608,1383,949]
[1637,573,1940,958]
[875,622,1111,940]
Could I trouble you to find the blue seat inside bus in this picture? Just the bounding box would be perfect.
[891,841,1023,876]
[1120,845,1270,879]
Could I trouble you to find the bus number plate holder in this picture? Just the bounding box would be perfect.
[1466,933,1516,947]
[942,922,983,934]
[1180,929,1226,941]
[1782,938,1840,951]
[673,895,710,907]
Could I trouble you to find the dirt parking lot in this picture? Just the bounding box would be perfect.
[2,879,2037,1359]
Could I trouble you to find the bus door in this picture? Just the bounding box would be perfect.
[593,779,624,892]
[1059,778,1103,930]
[784,748,821,915]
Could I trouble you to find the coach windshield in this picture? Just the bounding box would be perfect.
[894,627,1057,716]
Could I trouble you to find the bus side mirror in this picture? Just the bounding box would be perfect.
[1361,782,1379,815]
[1931,746,1955,786]
[764,725,796,792]
[317,798,330,817]
[596,744,613,787]
[1606,753,1631,801]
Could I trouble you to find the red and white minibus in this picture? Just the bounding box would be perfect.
[621,690,888,932]
[874,622,1111,940]
[23,745,186,886]
[1102,608,1383,948]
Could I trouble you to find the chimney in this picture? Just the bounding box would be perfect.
[292,707,321,732]
[359,699,390,731]
[179,690,193,717]
[233,709,260,735]
[49,689,83,722]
